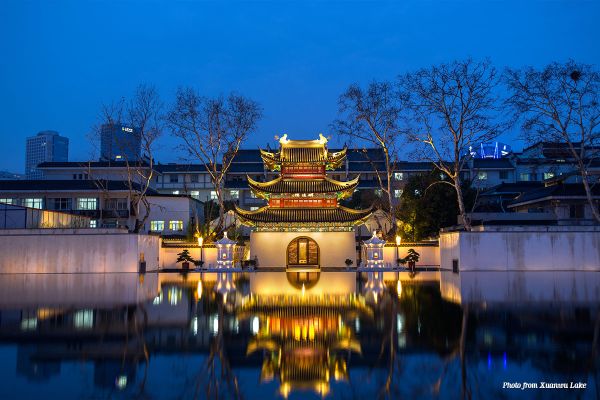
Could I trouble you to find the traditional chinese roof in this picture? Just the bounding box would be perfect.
[234,204,372,226]
[260,135,346,170]
[247,175,359,199]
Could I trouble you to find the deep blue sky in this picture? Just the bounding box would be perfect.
[1,0,599,173]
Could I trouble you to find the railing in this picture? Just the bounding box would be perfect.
[0,205,91,229]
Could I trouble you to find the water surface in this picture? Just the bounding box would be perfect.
[0,271,597,399]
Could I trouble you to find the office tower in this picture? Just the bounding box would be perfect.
[100,123,141,161]
[25,131,69,179]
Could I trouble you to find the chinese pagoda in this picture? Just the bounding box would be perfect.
[235,134,372,269]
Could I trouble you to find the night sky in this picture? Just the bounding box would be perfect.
[1,0,599,173]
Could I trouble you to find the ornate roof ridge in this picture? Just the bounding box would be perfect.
[247,174,360,198]
[233,204,373,226]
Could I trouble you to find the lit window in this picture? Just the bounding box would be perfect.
[74,310,94,329]
[230,190,239,199]
[24,198,43,209]
[414,189,421,196]
[394,189,403,198]
[0,198,14,205]
[150,220,164,231]
[190,190,200,199]
[544,172,555,180]
[394,172,404,181]
[169,220,183,231]
[21,318,37,331]
[477,171,488,180]
[77,198,97,210]
[172,190,180,195]
[210,191,218,200]
[89,220,97,228]
[440,173,446,180]
[115,375,127,390]
[250,207,259,211]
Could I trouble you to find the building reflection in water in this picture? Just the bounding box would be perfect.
[0,271,597,399]
[238,290,372,397]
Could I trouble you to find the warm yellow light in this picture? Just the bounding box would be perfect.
[301,283,306,298]
[396,235,401,246]
[198,236,204,247]
[280,382,291,398]
[197,280,203,300]
[397,280,402,298]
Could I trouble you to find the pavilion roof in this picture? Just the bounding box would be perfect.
[234,204,372,226]
[247,175,359,199]
[259,135,346,170]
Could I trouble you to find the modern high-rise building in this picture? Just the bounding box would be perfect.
[100,123,141,161]
[25,131,69,179]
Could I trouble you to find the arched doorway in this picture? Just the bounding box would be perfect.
[287,236,319,268]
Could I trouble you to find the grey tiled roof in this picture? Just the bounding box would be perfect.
[508,183,600,207]
[0,179,159,194]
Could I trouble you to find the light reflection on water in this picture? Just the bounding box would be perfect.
[0,271,597,399]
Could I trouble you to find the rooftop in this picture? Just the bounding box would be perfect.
[38,161,153,169]
[508,183,600,208]
[0,179,159,194]
[235,204,372,225]
[247,176,359,197]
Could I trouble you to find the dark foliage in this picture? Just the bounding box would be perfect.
[397,172,476,241]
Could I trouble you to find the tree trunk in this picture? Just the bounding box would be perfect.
[579,167,600,223]
[454,176,471,231]
[216,187,225,234]
[387,173,396,233]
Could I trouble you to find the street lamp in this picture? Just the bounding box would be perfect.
[198,236,204,264]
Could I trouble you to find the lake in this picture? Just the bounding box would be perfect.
[0,271,597,399]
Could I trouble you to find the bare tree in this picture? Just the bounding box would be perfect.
[93,84,163,233]
[167,88,262,233]
[504,60,600,222]
[400,59,503,230]
[332,81,404,230]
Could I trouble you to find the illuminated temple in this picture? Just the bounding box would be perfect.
[235,135,372,268]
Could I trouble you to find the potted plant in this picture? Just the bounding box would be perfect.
[344,258,353,269]
[404,249,420,272]
[176,249,196,271]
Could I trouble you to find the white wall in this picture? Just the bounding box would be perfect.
[439,227,600,305]
[160,246,218,269]
[440,228,600,272]
[0,229,160,273]
[250,231,356,268]
[382,244,439,268]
